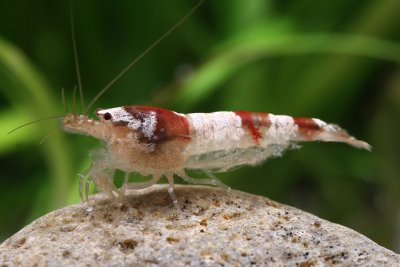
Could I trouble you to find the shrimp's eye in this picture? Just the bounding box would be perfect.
[103,113,112,120]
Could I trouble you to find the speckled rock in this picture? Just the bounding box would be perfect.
[1,185,399,266]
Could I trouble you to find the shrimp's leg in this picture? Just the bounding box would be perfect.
[205,172,263,209]
[180,171,231,192]
[180,171,259,208]
[122,174,161,190]
[165,173,183,216]
[92,169,118,198]
[80,149,119,204]
[204,172,232,192]
[85,176,94,205]
[118,172,131,204]
[119,174,161,208]
[81,168,119,208]
[124,172,130,184]
[79,169,90,202]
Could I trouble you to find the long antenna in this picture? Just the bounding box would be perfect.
[85,0,206,113]
[8,89,68,135]
[7,116,63,135]
[70,0,85,116]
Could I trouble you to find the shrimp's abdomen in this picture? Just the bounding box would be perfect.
[183,111,370,172]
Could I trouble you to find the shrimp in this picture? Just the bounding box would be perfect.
[62,107,371,213]
[9,0,371,215]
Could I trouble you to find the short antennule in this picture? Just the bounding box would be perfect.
[72,86,77,115]
[62,88,69,114]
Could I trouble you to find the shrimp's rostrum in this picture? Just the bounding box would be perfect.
[61,106,371,213]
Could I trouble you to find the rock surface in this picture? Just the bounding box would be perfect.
[1,184,399,266]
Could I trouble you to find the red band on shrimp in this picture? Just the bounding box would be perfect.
[235,111,268,146]
[294,117,323,140]
[125,106,191,144]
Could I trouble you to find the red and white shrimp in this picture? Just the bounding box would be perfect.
[10,0,371,215]
[62,106,371,213]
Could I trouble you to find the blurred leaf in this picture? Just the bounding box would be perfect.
[0,36,74,231]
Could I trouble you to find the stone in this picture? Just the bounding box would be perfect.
[1,185,399,266]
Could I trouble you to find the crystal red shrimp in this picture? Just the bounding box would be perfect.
[9,0,371,215]
[61,107,371,213]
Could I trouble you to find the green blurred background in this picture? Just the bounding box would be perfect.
[1,0,399,252]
